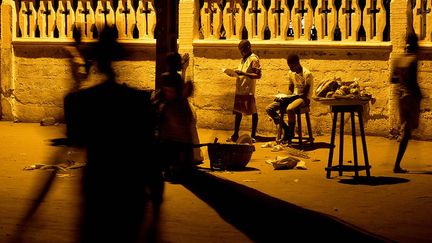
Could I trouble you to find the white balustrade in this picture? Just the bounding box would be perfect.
[12,0,418,43]
[198,0,393,43]
[13,0,157,41]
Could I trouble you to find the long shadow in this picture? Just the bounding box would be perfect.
[181,170,389,243]
[291,141,333,151]
[339,176,410,186]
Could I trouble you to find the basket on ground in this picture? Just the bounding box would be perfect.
[207,143,255,170]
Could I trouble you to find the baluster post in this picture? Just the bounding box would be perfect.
[76,0,95,39]
[37,0,56,38]
[413,0,431,40]
[224,0,241,39]
[214,0,223,39]
[137,0,155,39]
[328,0,337,40]
[292,0,301,39]
[56,0,75,38]
[18,0,37,38]
[341,0,356,41]
[427,0,432,41]
[375,0,386,41]
[351,0,361,41]
[200,0,213,39]
[364,0,379,41]
[279,0,290,40]
[116,0,136,39]
[303,0,313,40]
[259,0,267,39]
[245,0,263,39]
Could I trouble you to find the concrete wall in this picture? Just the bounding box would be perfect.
[1,0,432,139]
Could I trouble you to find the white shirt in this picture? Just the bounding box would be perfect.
[236,53,261,95]
[287,67,313,99]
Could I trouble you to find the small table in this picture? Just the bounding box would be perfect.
[316,98,372,178]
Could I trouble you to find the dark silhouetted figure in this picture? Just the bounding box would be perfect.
[391,20,422,173]
[152,52,196,181]
[65,26,163,242]
[227,40,261,143]
[11,26,163,243]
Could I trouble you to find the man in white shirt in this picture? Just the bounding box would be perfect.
[227,40,261,143]
[266,54,313,144]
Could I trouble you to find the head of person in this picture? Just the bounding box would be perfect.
[287,54,302,74]
[238,40,252,58]
[166,52,182,72]
[405,31,419,54]
[93,25,123,78]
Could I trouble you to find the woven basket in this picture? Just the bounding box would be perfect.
[207,143,255,170]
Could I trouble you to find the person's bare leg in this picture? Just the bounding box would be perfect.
[394,126,411,173]
[229,113,242,142]
[251,113,258,141]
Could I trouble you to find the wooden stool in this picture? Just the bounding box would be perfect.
[277,106,314,148]
[325,104,371,178]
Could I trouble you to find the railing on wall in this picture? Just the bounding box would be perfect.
[198,0,391,42]
[412,0,432,42]
[13,0,156,41]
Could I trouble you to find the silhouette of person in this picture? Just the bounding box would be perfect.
[227,40,261,143]
[152,52,196,181]
[266,54,313,144]
[63,26,163,242]
[391,30,422,173]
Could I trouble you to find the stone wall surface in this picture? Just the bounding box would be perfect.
[1,0,432,140]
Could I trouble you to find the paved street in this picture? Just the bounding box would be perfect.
[0,122,431,242]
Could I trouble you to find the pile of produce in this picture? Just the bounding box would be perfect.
[315,77,371,99]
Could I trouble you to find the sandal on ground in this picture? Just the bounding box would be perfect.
[226,135,238,143]
[393,167,409,173]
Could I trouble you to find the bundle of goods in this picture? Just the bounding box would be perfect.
[315,77,371,99]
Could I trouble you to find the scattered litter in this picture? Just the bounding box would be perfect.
[333,207,339,212]
[271,145,284,152]
[261,141,276,148]
[266,156,300,170]
[295,161,308,170]
[243,179,256,182]
[347,160,353,164]
[285,147,310,159]
[23,160,85,172]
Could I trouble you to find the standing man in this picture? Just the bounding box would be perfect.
[266,54,313,144]
[227,40,261,143]
[391,27,422,172]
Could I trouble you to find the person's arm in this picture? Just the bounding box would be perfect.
[300,73,313,99]
[236,59,261,79]
[287,74,294,94]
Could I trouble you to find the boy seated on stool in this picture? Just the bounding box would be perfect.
[266,54,313,144]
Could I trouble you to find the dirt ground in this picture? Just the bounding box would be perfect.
[0,122,431,242]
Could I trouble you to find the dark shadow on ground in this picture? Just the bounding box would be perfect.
[181,170,389,243]
[338,176,410,186]
[254,135,276,142]
[290,142,333,151]
[197,167,260,172]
